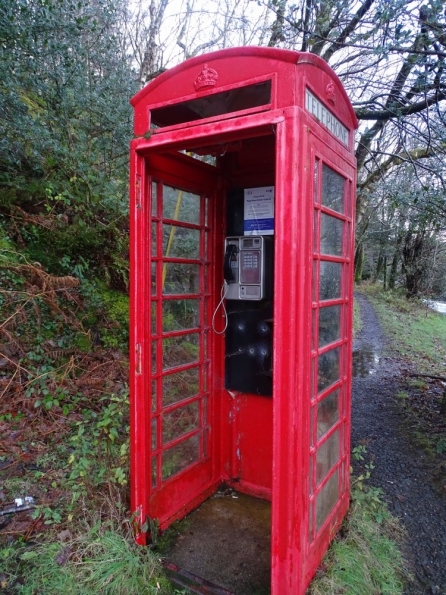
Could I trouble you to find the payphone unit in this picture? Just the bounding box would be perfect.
[224,235,272,300]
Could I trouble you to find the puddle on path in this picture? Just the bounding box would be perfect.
[166,490,271,595]
[352,345,381,377]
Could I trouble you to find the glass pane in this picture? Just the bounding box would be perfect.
[199,332,205,362]
[309,454,314,495]
[163,299,199,332]
[316,469,339,530]
[152,80,271,128]
[312,260,318,301]
[310,405,315,447]
[345,181,351,214]
[344,263,349,299]
[312,308,317,351]
[151,302,157,335]
[316,430,340,484]
[319,305,341,347]
[203,396,208,424]
[320,261,342,300]
[314,159,319,204]
[151,182,158,217]
[346,222,351,257]
[163,225,200,259]
[318,347,340,393]
[152,418,157,450]
[310,357,315,399]
[163,334,199,370]
[151,263,157,296]
[152,340,158,374]
[152,380,157,412]
[162,434,200,480]
[151,223,157,256]
[205,197,210,226]
[162,263,200,295]
[322,164,345,213]
[163,186,200,224]
[313,210,319,253]
[203,428,209,457]
[320,214,343,256]
[163,401,199,444]
[204,263,210,291]
[162,367,200,407]
[152,456,158,488]
[317,389,340,439]
[203,362,209,392]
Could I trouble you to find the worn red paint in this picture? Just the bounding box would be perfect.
[130,47,358,595]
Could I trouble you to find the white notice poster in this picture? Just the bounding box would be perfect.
[244,186,274,235]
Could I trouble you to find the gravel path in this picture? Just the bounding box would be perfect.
[351,293,446,595]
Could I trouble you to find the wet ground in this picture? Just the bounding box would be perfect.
[352,293,446,595]
[167,489,270,595]
[426,300,446,315]
[166,293,446,594]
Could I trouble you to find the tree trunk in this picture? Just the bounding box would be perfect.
[373,252,384,283]
[354,241,365,282]
[389,249,399,289]
[402,231,425,298]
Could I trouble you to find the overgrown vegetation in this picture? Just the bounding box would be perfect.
[0,0,136,291]
[1,501,172,595]
[0,247,179,593]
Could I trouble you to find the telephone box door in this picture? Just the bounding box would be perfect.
[131,151,219,529]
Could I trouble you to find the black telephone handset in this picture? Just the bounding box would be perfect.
[223,244,238,283]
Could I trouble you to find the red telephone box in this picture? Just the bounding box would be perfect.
[130,47,358,595]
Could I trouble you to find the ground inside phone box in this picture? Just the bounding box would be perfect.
[130,47,358,595]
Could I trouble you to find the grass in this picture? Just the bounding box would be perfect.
[1,496,176,595]
[310,496,405,595]
[309,454,407,595]
[360,285,446,373]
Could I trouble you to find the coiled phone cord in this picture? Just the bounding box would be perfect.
[212,282,229,334]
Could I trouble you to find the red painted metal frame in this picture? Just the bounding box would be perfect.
[131,150,221,539]
[130,47,358,594]
[149,175,212,522]
[302,132,356,587]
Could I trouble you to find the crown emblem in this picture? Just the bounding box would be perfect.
[194,64,218,91]
[326,82,336,106]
